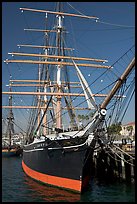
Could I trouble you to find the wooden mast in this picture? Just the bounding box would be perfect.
[4,3,131,136]
[56,2,63,129]
[8,52,108,63]
[4,59,111,69]
[9,79,81,84]
[6,87,14,148]
[2,106,92,110]
[42,22,49,135]
[19,7,99,20]
[17,44,73,50]
[2,92,126,97]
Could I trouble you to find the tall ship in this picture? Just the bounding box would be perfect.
[2,88,23,157]
[3,3,135,192]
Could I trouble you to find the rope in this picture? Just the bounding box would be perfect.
[12,121,27,133]
[108,144,135,165]
[120,87,135,122]
[67,2,135,28]
[42,54,134,132]
[113,144,135,160]
[110,147,135,166]
[106,151,122,162]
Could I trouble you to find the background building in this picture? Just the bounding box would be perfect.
[120,122,135,140]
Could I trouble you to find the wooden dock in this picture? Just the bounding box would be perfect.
[92,144,135,183]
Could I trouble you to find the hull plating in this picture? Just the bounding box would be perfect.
[22,138,94,192]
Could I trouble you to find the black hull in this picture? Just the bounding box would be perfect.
[22,137,95,192]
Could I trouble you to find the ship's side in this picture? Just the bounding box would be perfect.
[22,137,94,193]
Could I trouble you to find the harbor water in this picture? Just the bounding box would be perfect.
[2,157,135,202]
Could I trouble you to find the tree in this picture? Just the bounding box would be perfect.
[78,114,89,121]
[107,123,122,136]
[89,112,95,118]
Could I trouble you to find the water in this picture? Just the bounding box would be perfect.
[2,157,135,202]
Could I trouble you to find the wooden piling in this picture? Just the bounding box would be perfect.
[92,148,134,183]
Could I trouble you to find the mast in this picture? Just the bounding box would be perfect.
[3,4,133,138]
[42,14,48,135]
[56,2,63,129]
[6,87,14,147]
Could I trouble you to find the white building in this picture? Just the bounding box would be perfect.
[120,122,135,139]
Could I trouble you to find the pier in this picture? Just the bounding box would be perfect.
[92,143,135,183]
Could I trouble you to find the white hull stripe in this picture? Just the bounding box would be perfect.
[23,148,44,153]
[48,141,87,150]
[23,141,88,152]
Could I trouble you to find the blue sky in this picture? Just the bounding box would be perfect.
[2,2,135,132]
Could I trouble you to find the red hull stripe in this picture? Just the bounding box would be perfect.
[22,160,82,192]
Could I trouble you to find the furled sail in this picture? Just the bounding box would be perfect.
[73,60,97,110]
